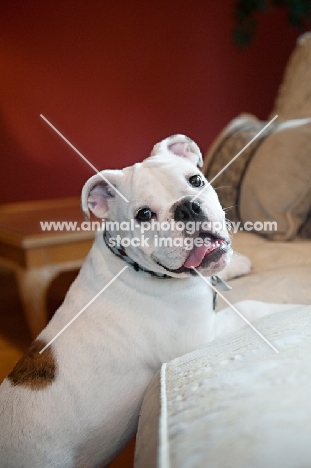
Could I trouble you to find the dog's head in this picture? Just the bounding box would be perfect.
[81,135,232,278]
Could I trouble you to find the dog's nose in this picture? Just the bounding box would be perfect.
[174,200,203,222]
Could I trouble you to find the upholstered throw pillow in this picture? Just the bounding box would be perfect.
[204,114,311,240]
[203,114,277,223]
[240,117,311,240]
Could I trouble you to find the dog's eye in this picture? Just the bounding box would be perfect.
[136,208,155,222]
[188,174,205,188]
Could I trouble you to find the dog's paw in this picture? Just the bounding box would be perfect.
[219,253,252,281]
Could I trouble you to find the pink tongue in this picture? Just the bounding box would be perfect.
[184,243,214,269]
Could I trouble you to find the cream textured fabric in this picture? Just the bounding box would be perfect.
[135,305,311,468]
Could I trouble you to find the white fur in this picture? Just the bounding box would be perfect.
[220,252,252,281]
[0,135,298,467]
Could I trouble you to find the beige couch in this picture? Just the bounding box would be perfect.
[134,33,311,468]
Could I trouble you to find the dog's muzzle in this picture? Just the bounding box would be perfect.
[171,198,230,270]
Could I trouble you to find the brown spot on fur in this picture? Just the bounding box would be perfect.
[8,340,57,390]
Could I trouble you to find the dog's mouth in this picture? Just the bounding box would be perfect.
[183,232,228,269]
[155,232,230,275]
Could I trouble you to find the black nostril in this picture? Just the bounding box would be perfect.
[174,200,203,222]
[175,205,189,221]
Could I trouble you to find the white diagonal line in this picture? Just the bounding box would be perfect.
[193,267,279,354]
[40,114,129,203]
[192,114,278,201]
[39,266,128,353]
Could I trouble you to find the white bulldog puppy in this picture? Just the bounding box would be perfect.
[0,134,279,467]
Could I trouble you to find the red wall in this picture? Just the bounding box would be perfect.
[0,0,300,203]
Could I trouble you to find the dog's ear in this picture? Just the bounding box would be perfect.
[81,170,123,220]
[151,134,203,167]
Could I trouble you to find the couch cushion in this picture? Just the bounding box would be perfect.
[135,305,311,468]
[204,114,311,240]
[203,113,276,223]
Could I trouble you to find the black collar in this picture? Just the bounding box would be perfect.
[103,231,171,279]
[103,231,231,310]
